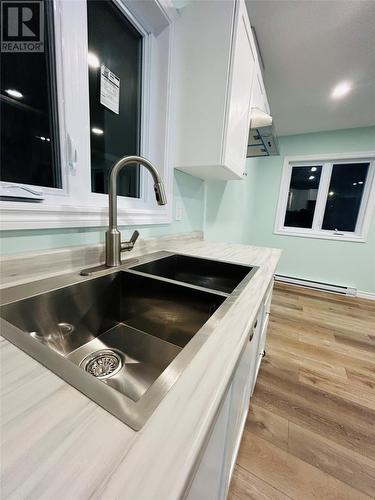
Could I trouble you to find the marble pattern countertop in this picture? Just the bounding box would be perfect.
[0,234,281,499]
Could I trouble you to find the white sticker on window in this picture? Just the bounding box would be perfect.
[100,65,120,114]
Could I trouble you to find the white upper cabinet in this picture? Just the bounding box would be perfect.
[173,0,266,180]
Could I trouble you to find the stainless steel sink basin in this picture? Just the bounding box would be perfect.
[0,251,257,429]
[130,254,255,294]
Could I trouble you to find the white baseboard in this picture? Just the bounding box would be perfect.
[275,275,375,300]
[356,290,375,301]
[275,274,356,296]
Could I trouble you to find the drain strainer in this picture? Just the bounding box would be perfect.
[81,350,123,379]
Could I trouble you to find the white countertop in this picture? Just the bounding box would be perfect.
[0,237,281,499]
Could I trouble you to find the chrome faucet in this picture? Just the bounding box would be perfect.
[105,155,167,267]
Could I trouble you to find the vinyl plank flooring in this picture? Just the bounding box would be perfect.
[298,367,375,411]
[254,364,375,460]
[288,422,375,497]
[236,432,371,500]
[229,284,375,500]
[346,368,375,389]
[269,344,348,382]
[268,328,375,370]
[228,464,291,500]
[243,407,375,497]
[246,404,289,450]
[271,303,375,337]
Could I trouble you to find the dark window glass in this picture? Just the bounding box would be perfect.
[0,0,60,188]
[87,1,142,198]
[284,166,322,228]
[322,163,369,232]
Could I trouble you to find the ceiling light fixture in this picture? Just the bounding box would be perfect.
[329,191,334,196]
[5,89,23,99]
[88,52,100,69]
[331,81,352,99]
[358,181,364,185]
[309,175,315,180]
[353,182,357,186]
[311,167,317,172]
[91,127,104,135]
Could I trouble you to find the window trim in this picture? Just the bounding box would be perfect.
[0,0,176,230]
[274,152,375,243]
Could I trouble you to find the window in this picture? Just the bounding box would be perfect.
[0,0,173,230]
[284,165,322,229]
[0,0,60,193]
[322,163,369,232]
[87,0,142,198]
[275,154,375,242]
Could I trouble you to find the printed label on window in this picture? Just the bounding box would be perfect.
[100,65,120,114]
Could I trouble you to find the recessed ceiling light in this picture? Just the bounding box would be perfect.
[311,167,317,172]
[91,127,104,135]
[353,182,357,186]
[329,191,334,196]
[309,175,315,180]
[5,89,23,99]
[358,181,364,185]
[331,81,352,99]
[88,52,100,69]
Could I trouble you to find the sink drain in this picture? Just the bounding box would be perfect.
[81,350,123,379]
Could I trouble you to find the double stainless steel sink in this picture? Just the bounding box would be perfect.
[0,251,257,430]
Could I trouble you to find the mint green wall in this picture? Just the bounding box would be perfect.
[2,128,374,293]
[0,170,204,254]
[205,127,375,293]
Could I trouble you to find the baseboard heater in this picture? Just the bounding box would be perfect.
[274,274,357,297]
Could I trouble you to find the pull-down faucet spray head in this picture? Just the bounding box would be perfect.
[154,182,167,206]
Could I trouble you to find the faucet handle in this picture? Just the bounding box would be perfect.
[129,230,139,245]
[121,230,140,252]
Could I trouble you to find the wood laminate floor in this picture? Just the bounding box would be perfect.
[228,283,375,500]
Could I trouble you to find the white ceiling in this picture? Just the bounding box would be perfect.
[246,0,375,136]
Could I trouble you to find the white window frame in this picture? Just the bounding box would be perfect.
[274,152,375,243]
[0,0,177,230]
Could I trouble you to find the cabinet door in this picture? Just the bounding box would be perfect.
[251,282,273,395]
[222,0,256,177]
[248,311,264,394]
[221,323,259,497]
[185,386,232,500]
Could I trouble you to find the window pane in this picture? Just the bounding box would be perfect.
[0,0,60,188]
[322,163,369,232]
[284,166,322,228]
[87,1,142,198]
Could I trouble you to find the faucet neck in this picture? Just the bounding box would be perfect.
[108,155,161,231]
[106,155,165,267]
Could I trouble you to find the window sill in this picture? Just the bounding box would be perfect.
[273,228,366,243]
[0,202,172,230]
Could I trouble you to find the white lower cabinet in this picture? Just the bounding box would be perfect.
[185,279,273,500]
[221,332,256,497]
[185,387,232,500]
[251,281,273,396]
